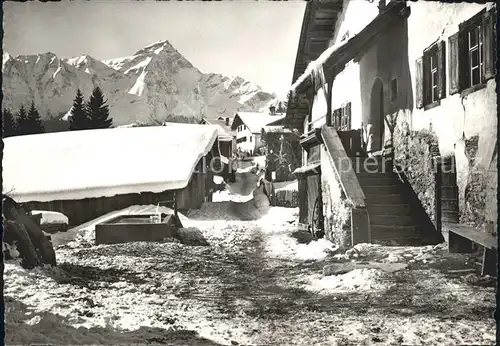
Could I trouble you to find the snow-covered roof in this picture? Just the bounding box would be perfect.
[164,121,233,141]
[232,112,286,134]
[3,125,218,203]
[262,125,294,134]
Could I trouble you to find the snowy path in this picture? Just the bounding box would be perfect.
[4,205,496,345]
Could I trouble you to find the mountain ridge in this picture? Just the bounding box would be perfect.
[2,40,278,126]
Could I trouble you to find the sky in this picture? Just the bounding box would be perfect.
[3,1,306,99]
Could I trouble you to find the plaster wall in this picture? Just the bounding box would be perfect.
[406,2,497,225]
[407,2,497,165]
[236,127,257,153]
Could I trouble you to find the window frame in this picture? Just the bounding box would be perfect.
[422,42,441,110]
[330,102,352,131]
[457,8,490,96]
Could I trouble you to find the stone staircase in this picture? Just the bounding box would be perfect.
[351,156,430,245]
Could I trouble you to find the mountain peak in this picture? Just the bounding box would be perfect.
[135,39,176,56]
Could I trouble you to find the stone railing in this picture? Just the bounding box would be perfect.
[320,125,370,245]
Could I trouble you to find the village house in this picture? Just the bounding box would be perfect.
[231,111,285,156]
[285,0,497,251]
[199,116,236,159]
[3,124,221,226]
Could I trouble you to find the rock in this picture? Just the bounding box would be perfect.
[345,247,360,259]
[323,264,354,276]
[384,254,401,263]
[331,254,350,262]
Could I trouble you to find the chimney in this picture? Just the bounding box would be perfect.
[269,105,276,115]
[225,117,230,126]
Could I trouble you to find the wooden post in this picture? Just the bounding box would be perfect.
[173,191,178,220]
[481,248,497,276]
[325,73,334,127]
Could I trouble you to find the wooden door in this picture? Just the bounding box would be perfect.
[306,173,321,225]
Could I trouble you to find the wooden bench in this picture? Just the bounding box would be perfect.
[446,223,497,277]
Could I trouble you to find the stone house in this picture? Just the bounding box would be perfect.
[285,0,496,247]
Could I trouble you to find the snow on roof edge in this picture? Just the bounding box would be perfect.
[4,126,219,203]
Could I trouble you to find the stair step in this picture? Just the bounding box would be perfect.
[370,214,415,226]
[365,193,404,204]
[350,157,393,174]
[358,175,399,186]
[356,171,396,178]
[372,237,427,246]
[370,225,420,241]
[363,185,400,195]
[367,203,412,216]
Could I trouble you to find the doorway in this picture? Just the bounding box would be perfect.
[369,78,385,152]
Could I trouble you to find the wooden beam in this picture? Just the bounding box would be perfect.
[310,24,336,32]
[307,31,335,40]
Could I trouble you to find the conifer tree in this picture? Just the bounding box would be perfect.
[26,101,45,135]
[2,108,17,137]
[16,105,29,136]
[69,89,89,131]
[86,87,113,129]
[276,101,286,114]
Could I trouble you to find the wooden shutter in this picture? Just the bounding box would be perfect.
[448,32,460,95]
[415,57,424,108]
[345,102,352,130]
[482,9,496,82]
[458,31,468,91]
[437,41,446,99]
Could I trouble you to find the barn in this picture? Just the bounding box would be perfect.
[2,124,220,226]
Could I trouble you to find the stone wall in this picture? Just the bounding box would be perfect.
[394,118,497,228]
[457,135,497,227]
[393,119,440,223]
[320,147,351,248]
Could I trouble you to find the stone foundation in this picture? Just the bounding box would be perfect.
[393,120,440,223]
[321,147,352,248]
[458,135,495,227]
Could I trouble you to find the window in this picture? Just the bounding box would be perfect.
[236,137,247,144]
[307,144,320,164]
[448,8,495,95]
[466,24,483,87]
[429,50,439,102]
[416,41,446,109]
[249,136,252,142]
[328,102,352,131]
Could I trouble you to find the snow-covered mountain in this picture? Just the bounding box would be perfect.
[2,40,277,126]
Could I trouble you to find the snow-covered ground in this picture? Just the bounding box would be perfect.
[4,203,496,345]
